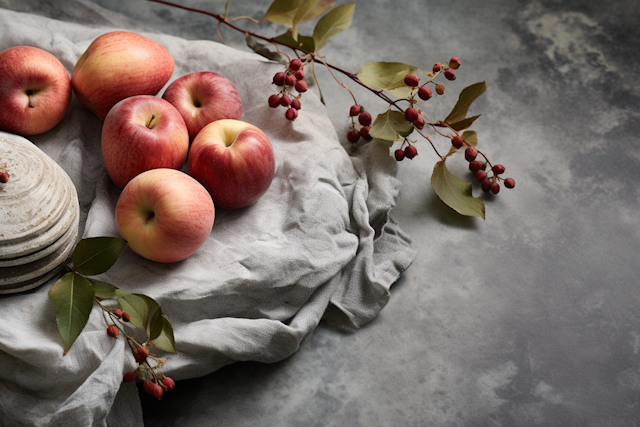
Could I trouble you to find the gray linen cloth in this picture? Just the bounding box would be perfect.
[0,1,415,426]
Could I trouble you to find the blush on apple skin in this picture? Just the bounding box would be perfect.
[0,46,71,136]
[71,31,174,121]
[115,168,215,263]
[102,95,189,189]
[188,119,275,210]
[162,71,242,140]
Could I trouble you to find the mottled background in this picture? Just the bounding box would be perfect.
[13,0,640,425]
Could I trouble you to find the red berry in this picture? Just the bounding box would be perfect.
[347,129,360,143]
[280,96,291,107]
[122,312,131,322]
[133,346,150,364]
[143,379,155,395]
[268,94,281,108]
[435,84,445,95]
[432,63,442,73]
[289,58,303,71]
[358,111,372,126]
[449,57,461,69]
[404,73,420,87]
[123,372,136,383]
[491,182,501,194]
[162,377,175,392]
[295,70,305,80]
[272,72,285,86]
[404,107,419,123]
[413,116,425,130]
[394,149,405,161]
[492,164,505,175]
[444,69,456,81]
[285,74,297,87]
[291,98,301,110]
[349,104,361,116]
[476,170,487,182]
[294,80,307,93]
[464,146,478,162]
[107,325,119,338]
[113,309,123,318]
[152,384,164,400]
[0,171,8,183]
[404,145,418,159]
[504,178,516,189]
[481,179,493,193]
[418,86,432,100]
[469,160,483,173]
[360,126,372,141]
[285,108,298,121]
[451,135,464,149]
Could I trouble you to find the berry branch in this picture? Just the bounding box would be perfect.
[146,0,516,219]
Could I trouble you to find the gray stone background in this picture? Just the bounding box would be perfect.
[11,0,640,425]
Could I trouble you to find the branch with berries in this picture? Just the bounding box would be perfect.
[48,237,177,400]
[147,0,516,219]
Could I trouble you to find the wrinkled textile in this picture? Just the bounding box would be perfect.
[0,2,415,426]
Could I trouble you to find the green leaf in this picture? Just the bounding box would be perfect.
[444,81,486,129]
[273,31,315,53]
[73,237,126,276]
[115,290,148,330]
[369,110,414,142]
[49,272,95,355]
[312,2,355,51]
[139,294,164,341]
[246,33,288,64]
[89,279,118,299]
[356,62,417,98]
[431,159,485,219]
[262,0,304,26]
[151,316,177,354]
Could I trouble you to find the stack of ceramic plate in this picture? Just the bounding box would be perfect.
[0,131,79,294]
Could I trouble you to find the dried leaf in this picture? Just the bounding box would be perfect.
[246,33,287,64]
[72,237,126,276]
[312,2,355,51]
[444,81,486,129]
[273,31,315,53]
[369,110,414,142]
[262,0,304,26]
[49,272,95,355]
[151,317,177,354]
[431,159,485,219]
[356,62,417,98]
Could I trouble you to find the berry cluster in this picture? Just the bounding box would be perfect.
[268,58,307,121]
[346,104,373,144]
[104,307,175,400]
[451,135,516,194]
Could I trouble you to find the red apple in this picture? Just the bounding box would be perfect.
[162,72,242,140]
[71,31,174,121]
[102,95,189,188]
[188,119,275,209]
[115,168,215,263]
[0,46,71,135]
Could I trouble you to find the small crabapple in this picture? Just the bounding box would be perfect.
[418,86,432,100]
[289,58,303,71]
[294,80,307,93]
[360,126,372,141]
[444,69,456,81]
[123,372,136,383]
[491,182,501,194]
[107,325,119,338]
[413,116,425,130]
[122,312,131,322]
[464,146,478,162]
[404,74,420,87]
[492,164,505,174]
[294,70,305,80]
[469,160,483,173]
[394,149,405,161]
[280,96,291,107]
[133,346,150,364]
[152,384,164,400]
[404,145,418,159]
[432,63,442,73]
[272,72,285,86]
[358,111,372,126]
[349,105,361,116]
[436,84,445,95]
[113,309,123,318]
[268,94,281,108]
[143,379,155,395]
[481,179,493,192]
[504,178,516,188]
[291,98,301,110]
[347,129,360,143]
[285,107,298,121]
[449,57,461,69]
[476,170,487,182]
[404,107,419,123]
[162,377,176,391]
[451,135,464,149]
[285,74,296,87]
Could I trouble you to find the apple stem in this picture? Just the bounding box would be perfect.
[147,115,156,129]
[26,90,35,108]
